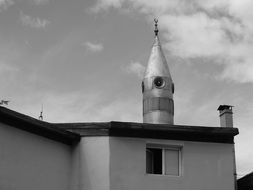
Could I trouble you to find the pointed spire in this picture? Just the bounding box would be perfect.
[144,19,172,79]
[142,19,174,124]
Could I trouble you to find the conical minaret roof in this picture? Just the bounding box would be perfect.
[144,21,172,79]
[142,19,174,124]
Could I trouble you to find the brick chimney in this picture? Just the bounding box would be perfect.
[217,105,233,128]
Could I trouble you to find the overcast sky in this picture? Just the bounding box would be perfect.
[1,0,253,177]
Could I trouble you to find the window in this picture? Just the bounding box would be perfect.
[153,76,166,88]
[146,145,181,176]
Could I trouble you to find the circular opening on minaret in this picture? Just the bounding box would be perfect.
[154,77,165,88]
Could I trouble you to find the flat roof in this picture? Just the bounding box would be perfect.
[0,106,239,144]
[55,121,239,144]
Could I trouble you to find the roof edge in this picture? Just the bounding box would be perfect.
[0,106,238,144]
[56,121,239,144]
[0,106,80,145]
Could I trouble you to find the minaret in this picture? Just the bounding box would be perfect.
[142,19,174,124]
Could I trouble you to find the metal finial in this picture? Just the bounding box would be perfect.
[154,18,159,36]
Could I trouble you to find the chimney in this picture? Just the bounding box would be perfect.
[217,105,233,128]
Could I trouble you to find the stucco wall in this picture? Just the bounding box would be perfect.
[0,122,72,190]
[109,137,235,190]
[78,137,110,190]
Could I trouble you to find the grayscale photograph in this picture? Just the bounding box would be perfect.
[0,0,252,190]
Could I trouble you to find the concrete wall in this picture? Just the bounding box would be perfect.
[0,122,72,190]
[77,137,110,190]
[109,137,235,190]
[76,136,235,190]
[1,125,232,190]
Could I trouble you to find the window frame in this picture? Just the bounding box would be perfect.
[146,144,182,177]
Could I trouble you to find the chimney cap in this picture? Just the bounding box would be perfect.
[217,105,233,111]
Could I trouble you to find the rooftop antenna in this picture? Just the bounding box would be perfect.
[0,100,10,106]
[154,18,159,36]
[39,104,43,121]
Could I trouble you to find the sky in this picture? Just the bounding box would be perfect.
[0,0,253,177]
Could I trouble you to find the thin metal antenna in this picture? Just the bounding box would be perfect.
[39,104,43,121]
[0,100,9,106]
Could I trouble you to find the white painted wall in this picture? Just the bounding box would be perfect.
[77,137,110,190]
[0,123,72,190]
[0,120,235,190]
[109,137,235,190]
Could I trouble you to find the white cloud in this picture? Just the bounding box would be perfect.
[0,60,20,96]
[83,41,104,53]
[0,0,13,11]
[160,13,227,57]
[91,0,253,83]
[32,0,50,5]
[0,61,17,74]
[90,0,124,12]
[20,11,50,29]
[124,61,145,78]
[13,90,141,123]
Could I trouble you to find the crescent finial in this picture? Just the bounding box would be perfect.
[154,18,159,36]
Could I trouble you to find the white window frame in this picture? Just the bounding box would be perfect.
[146,144,182,176]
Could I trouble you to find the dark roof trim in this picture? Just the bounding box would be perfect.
[56,121,239,144]
[0,106,80,145]
[0,106,238,144]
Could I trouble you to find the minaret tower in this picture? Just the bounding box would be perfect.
[142,19,174,124]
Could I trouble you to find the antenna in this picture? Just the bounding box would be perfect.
[0,100,10,106]
[39,104,43,121]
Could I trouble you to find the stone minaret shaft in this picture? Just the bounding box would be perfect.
[142,19,174,124]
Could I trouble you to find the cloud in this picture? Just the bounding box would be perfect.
[0,0,13,11]
[0,61,17,74]
[0,60,19,87]
[91,0,253,83]
[13,90,141,123]
[90,0,124,12]
[124,61,145,78]
[83,41,104,53]
[20,11,50,29]
[32,0,50,5]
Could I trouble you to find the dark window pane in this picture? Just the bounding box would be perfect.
[146,148,162,174]
[146,149,153,173]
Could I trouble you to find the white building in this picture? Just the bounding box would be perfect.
[0,20,239,190]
